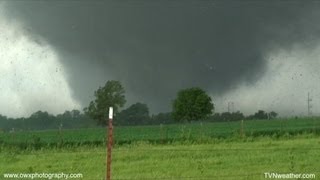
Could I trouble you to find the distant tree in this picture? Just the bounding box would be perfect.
[209,113,221,122]
[71,110,81,118]
[246,114,255,120]
[29,111,55,129]
[268,111,278,119]
[172,87,214,122]
[84,80,126,125]
[0,114,9,131]
[56,110,81,128]
[231,111,245,121]
[61,110,72,119]
[0,114,7,120]
[253,110,268,120]
[56,110,97,129]
[30,111,50,119]
[220,112,232,121]
[117,103,150,125]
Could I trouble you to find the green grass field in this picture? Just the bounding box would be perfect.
[1,118,320,179]
[0,118,319,148]
[1,136,319,179]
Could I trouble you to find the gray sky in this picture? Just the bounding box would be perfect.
[1,1,320,117]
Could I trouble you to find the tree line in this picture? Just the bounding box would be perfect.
[0,80,277,131]
[0,108,277,132]
[84,80,277,125]
[0,110,95,131]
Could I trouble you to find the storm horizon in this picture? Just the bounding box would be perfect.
[1,1,320,118]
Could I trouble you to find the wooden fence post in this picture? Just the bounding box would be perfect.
[106,107,113,180]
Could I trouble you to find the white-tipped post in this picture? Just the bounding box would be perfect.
[106,106,114,180]
[109,107,113,119]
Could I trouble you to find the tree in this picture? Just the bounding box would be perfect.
[117,103,150,125]
[61,110,72,119]
[71,110,81,118]
[268,111,278,119]
[253,110,268,120]
[29,111,55,130]
[209,113,221,122]
[230,111,245,121]
[172,87,214,122]
[84,80,126,125]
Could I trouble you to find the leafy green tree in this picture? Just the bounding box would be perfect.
[209,113,221,122]
[84,80,126,125]
[61,110,72,119]
[253,110,268,120]
[230,111,245,121]
[71,110,81,118]
[220,112,232,121]
[117,103,150,125]
[29,111,55,130]
[268,111,278,119]
[172,87,214,122]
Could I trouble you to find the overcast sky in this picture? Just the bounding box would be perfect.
[1,1,320,118]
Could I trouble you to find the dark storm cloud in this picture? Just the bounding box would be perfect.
[3,1,320,113]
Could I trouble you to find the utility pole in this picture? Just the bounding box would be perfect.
[307,92,312,117]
